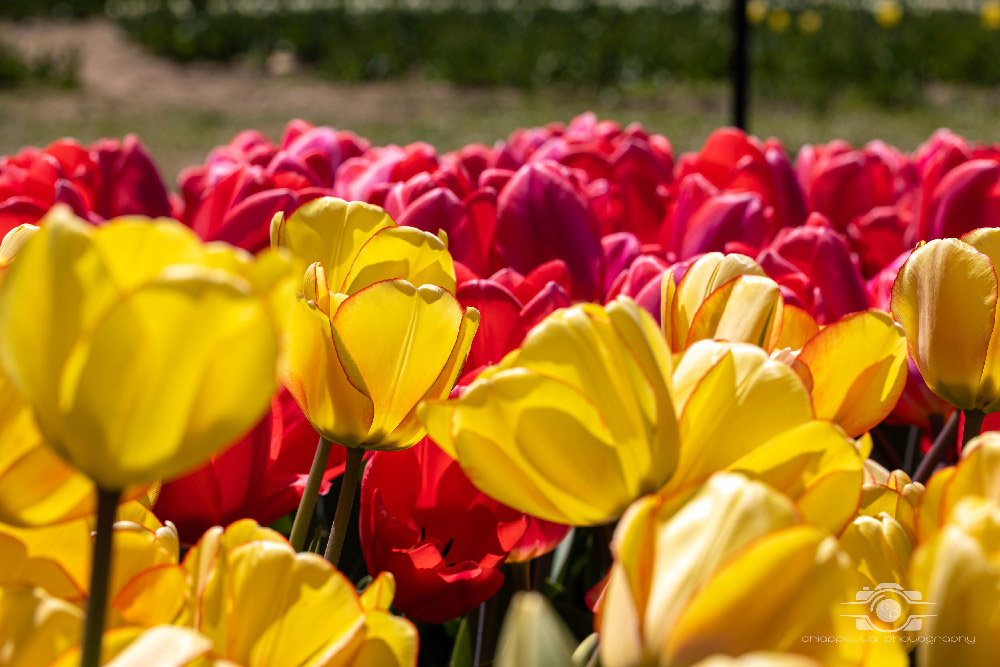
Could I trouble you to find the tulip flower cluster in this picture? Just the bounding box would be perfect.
[1,116,1000,666]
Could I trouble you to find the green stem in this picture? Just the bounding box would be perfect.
[81,487,121,667]
[962,409,986,449]
[913,410,960,484]
[323,447,364,567]
[289,436,333,552]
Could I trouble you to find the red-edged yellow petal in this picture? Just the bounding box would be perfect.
[200,540,366,667]
[270,197,395,293]
[686,275,784,351]
[798,309,907,437]
[281,293,373,447]
[891,238,998,411]
[775,304,820,351]
[333,281,463,448]
[669,342,813,492]
[673,253,765,347]
[726,420,863,534]
[344,226,456,295]
[0,521,91,601]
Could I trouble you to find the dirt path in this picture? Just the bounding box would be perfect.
[0,18,514,123]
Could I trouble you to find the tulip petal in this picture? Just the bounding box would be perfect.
[774,305,819,350]
[270,197,395,294]
[344,226,456,295]
[673,252,765,345]
[333,281,463,447]
[686,275,784,351]
[891,239,997,411]
[798,309,908,437]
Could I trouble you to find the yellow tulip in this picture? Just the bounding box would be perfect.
[52,625,223,667]
[839,514,912,591]
[186,521,417,667]
[891,230,1000,415]
[0,586,83,667]
[909,496,1000,666]
[0,207,292,490]
[0,224,38,285]
[494,592,577,667]
[858,461,923,542]
[420,298,679,526]
[421,307,863,530]
[918,431,1000,540]
[794,309,908,438]
[273,197,477,451]
[599,472,905,667]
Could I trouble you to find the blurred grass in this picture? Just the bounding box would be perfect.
[2,79,1000,184]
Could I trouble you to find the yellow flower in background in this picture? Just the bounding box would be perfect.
[0,586,83,667]
[793,309,908,438]
[984,1,1000,30]
[0,224,38,284]
[909,496,1000,666]
[918,431,1000,539]
[598,473,905,667]
[874,0,903,28]
[797,10,822,34]
[839,514,913,593]
[273,197,478,451]
[746,0,769,25]
[0,207,292,490]
[891,231,1000,413]
[421,298,679,526]
[767,9,791,33]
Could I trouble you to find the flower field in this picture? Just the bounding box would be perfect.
[1,114,999,666]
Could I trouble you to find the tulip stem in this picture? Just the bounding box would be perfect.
[510,559,531,591]
[290,436,333,552]
[81,487,121,667]
[913,410,960,484]
[324,446,364,567]
[962,409,986,449]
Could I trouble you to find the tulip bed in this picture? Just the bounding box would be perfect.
[1,115,1000,666]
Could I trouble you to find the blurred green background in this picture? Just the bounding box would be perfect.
[2,0,1000,179]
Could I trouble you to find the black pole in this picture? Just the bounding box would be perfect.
[732,0,749,130]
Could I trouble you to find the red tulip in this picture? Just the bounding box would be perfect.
[796,139,913,233]
[333,142,439,204]
[916,159,1000,242]
[757,215,868,324]
[154,389,346,544]
[494,161,604,300]
[675,128,806,230]
[360,437,528,624]
[0,134,170,234]
[845,205,910,278]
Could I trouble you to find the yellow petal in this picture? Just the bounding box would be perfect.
[686,275,784,352]
[270,197,395,294]
[0,520,91,600]
[344,226,456,295]
[199,540,366,667]
[669,342,814,492]
[333,281,464,448]
[798,309,908,437]
[0,586,82,667]
[774,305,820,351]
[347,610,419,667]
[281,294,374,447]
[673,253,765,347]
[919,432,1000,540]
[839,515,912,590]
[891,239,998,410]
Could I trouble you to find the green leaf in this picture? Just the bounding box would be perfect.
[449,614,474,667]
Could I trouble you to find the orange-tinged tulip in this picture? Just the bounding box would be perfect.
[420,298,680,526]
[858,461,923,542]
[273,197,477,451]
[599,472,904,667]
[187,523,416,667]
[909,496,1000,666]
[794,309,908,437]
[661,253,786,352]
[918,431,1000,540]
[0,207,292,490]
[891,229,1000,413]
